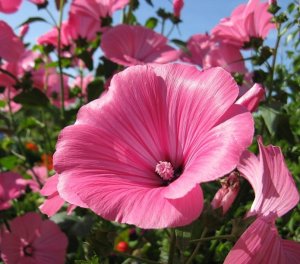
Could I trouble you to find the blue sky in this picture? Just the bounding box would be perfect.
[0,0,289,43]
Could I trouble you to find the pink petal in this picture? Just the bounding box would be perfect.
[224,218,300,264]
[101,25,180,66]
[0,0,22,13]
[39,194,65,217]
[236,83,265,112]
[238,137,300,218]
[0,21,25,62]
[33,220,68,264]
[9,212,42,243]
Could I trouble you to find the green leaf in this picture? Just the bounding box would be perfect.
[13,88,49,107]
[144,0,153,6]
[260,106,280,136]
[77,50,93,71]
[0,155,20,170]
[87,79,104,102]
[145,17,158,29]
[18,17,48,27]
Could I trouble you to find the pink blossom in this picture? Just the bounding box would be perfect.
[0,20,25,62]
[184,34,247,74]
[101,25,181,66]
[0,86,22,113]
[39,174,84,217]
[212,0,276,48]
[224,137,300,263]
[0,172,26,210]
[19,23,29,38]
[211,171,240,214]
[173,0,184,18]
[54,64,254,228]
[28,0,47,5]
[0,0,22,13]
[236,83,265,112]
[0,212,68,264]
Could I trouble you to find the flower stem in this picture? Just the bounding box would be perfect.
[184,227,208,264]
[57,0,65,123]
[190,234,235,243]
[168,229,176,264]
[267,23,282,101]
[115,252,159,264]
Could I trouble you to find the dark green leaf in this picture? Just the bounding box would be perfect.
[87,78,104,102]
[77,50,93,71]
[144,0,153,7]
[0,156,20,170]
[13,88,49,106]
[260,106,280,136]
[18,17,48,27]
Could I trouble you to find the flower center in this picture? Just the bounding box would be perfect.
[23,245,34,256]
[155,161,175,181]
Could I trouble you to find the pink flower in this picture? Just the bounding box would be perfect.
[211,171,240,214]
[224,137,300,263]
[0,0,22,13]
[212,0,276,48]
[0,212,68,264]
[54,64,254,228]
[28,0,47,5]
[184,34,247,74]
[101,25,181,66]
[0,172,25,210]
[0,20,25,62]
[173,0,184,18]
[39,174,84,217]
[19,23,29,38]
[236,83,265,112]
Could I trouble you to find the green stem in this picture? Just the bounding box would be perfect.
[267,23,282,101]
[115,252,159,264]
[190,234,235,243]
[168,229,176,264]
[185,228,208,264]
[161,19,166,35]
[57,0,65,123]
[45,7,58,26]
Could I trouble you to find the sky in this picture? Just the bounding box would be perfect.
[0,0,290,44]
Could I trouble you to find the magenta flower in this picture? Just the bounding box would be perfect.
[211,171,240,214]
[101,25,181,66]
[0,212,68,264]
[183,34,247,74]
[173,0,184,18]
[224,137,300,263]
[0,172,25,210]
[0,0,22,13]
[39,174,82,217]
[54,64,254,228]
[0,20,24,62]
[212,0,276,48]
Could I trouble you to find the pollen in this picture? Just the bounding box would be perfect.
[155,161,174,181]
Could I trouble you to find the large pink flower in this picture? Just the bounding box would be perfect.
[0,0,22,13]
[54,64,254,228]
[0,212,68,264]
[224,138,300,263]
[211,0,276,48]
[101,25,181,66]
[0,172,25,210]
[0,21,24,62]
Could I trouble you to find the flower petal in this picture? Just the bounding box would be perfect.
[238,137,300,218]
[224,218,299,264]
